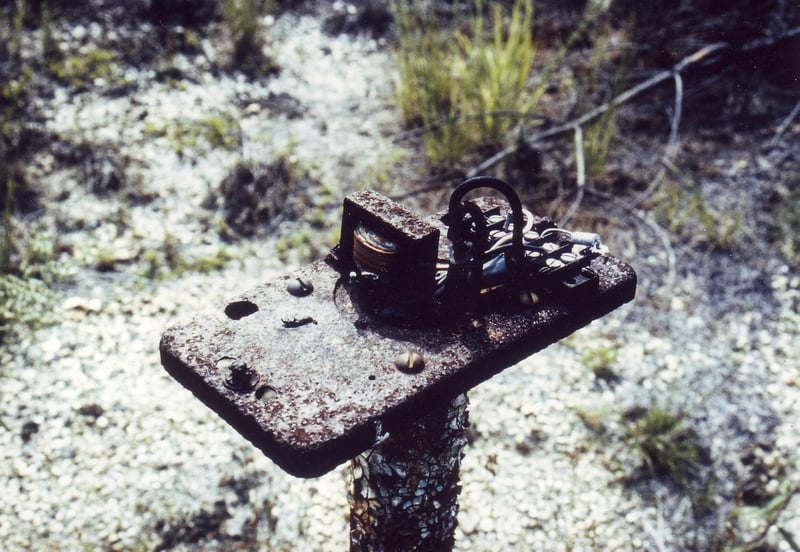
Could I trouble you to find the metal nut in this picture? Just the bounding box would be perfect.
[223,359,259,392]
[287,277,314,297]
[394,351,425,374]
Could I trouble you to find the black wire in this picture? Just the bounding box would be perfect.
[446,176,526,264]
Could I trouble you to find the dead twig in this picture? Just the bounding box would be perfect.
[745,486,800,551]
[466,42,728,179]
[585,186,676,294]
[633,71,685,207]
[642,519,669,552]
[740,25,800,53]
[393,27,800,203]
[389,111,551,144]
[559,124,585,226]
[770,99,800,148]
[466,26,800,179]
[778,526,800,552]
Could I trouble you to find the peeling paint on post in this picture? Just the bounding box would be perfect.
[349,394,469,552]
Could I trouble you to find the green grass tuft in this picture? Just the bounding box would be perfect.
[47,48,121,88]
[220,0,277,77]
[393,0,536,165]
[653,179,742,250]
[580,341,619,383]
[0,272,58,343]
[144,112,242,155]
[625,405,704,486]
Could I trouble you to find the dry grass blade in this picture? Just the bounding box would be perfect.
[770,99,800,147]
[559,124,585,226]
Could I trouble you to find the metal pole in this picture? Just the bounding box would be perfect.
[349,394,469,552]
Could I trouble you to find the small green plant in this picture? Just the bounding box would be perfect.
[394,1,453,124]
[653,179,742,250]
[583,104,619,179]
[0,272,58,342]
[47,47,121,88]
[625,404,704,486]
[772,185,800,263]
[40,2,59,60]
[729,484,800,551]
[145,113,242,155]
[220,0,276,77]
[575,406,610,435]
[274,227,315,264]
[575,20,631,179]
[393,0,536,165]
[15,229,65,283]
[0,222,70,344]
[580,341,619,383]
[139,239,236,281]
[193,248,236,274]
[203,114,241,150]
[221,0,265,53]
[456,0,536,143]
[7,0,25,63]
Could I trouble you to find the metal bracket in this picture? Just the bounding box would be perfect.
[160,190,636,477]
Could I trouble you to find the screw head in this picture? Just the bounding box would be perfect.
[394,351,425,374]
[287,277,314,297]
[519,290,540,306]
[223,359,259,392]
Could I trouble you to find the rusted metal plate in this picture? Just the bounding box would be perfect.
[160,201,636,478]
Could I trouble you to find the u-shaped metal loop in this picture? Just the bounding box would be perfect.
[447,176,526,263]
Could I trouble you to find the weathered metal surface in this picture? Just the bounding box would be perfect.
[159,200,636,478]
[335,189,440,310]
[349,394,468,551]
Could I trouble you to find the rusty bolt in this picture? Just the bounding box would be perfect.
[287,277,314,297]
[394,351,425,374]
[223,359,259,392]
[519,290,540,306]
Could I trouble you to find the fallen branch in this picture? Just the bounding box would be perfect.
[633,70,685,207]
[745,486,800,551]
[585,186,677,294]
[466,42,728,178]
[391,26,800,205]
[466,24,800,179]
[389,110,551,144]
[770,99,800,148]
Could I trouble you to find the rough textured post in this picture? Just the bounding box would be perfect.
[349,394,469,552]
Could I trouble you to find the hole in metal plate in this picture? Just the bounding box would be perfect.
[224,300,259,320]
[255,385,277,401]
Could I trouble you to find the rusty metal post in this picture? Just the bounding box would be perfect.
[349,394,469,552]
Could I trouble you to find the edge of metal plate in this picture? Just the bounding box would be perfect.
[160,207,636,478]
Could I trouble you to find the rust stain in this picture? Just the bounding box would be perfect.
[159,198,636,478]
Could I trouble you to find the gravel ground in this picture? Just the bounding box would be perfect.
[2,4,799,551]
